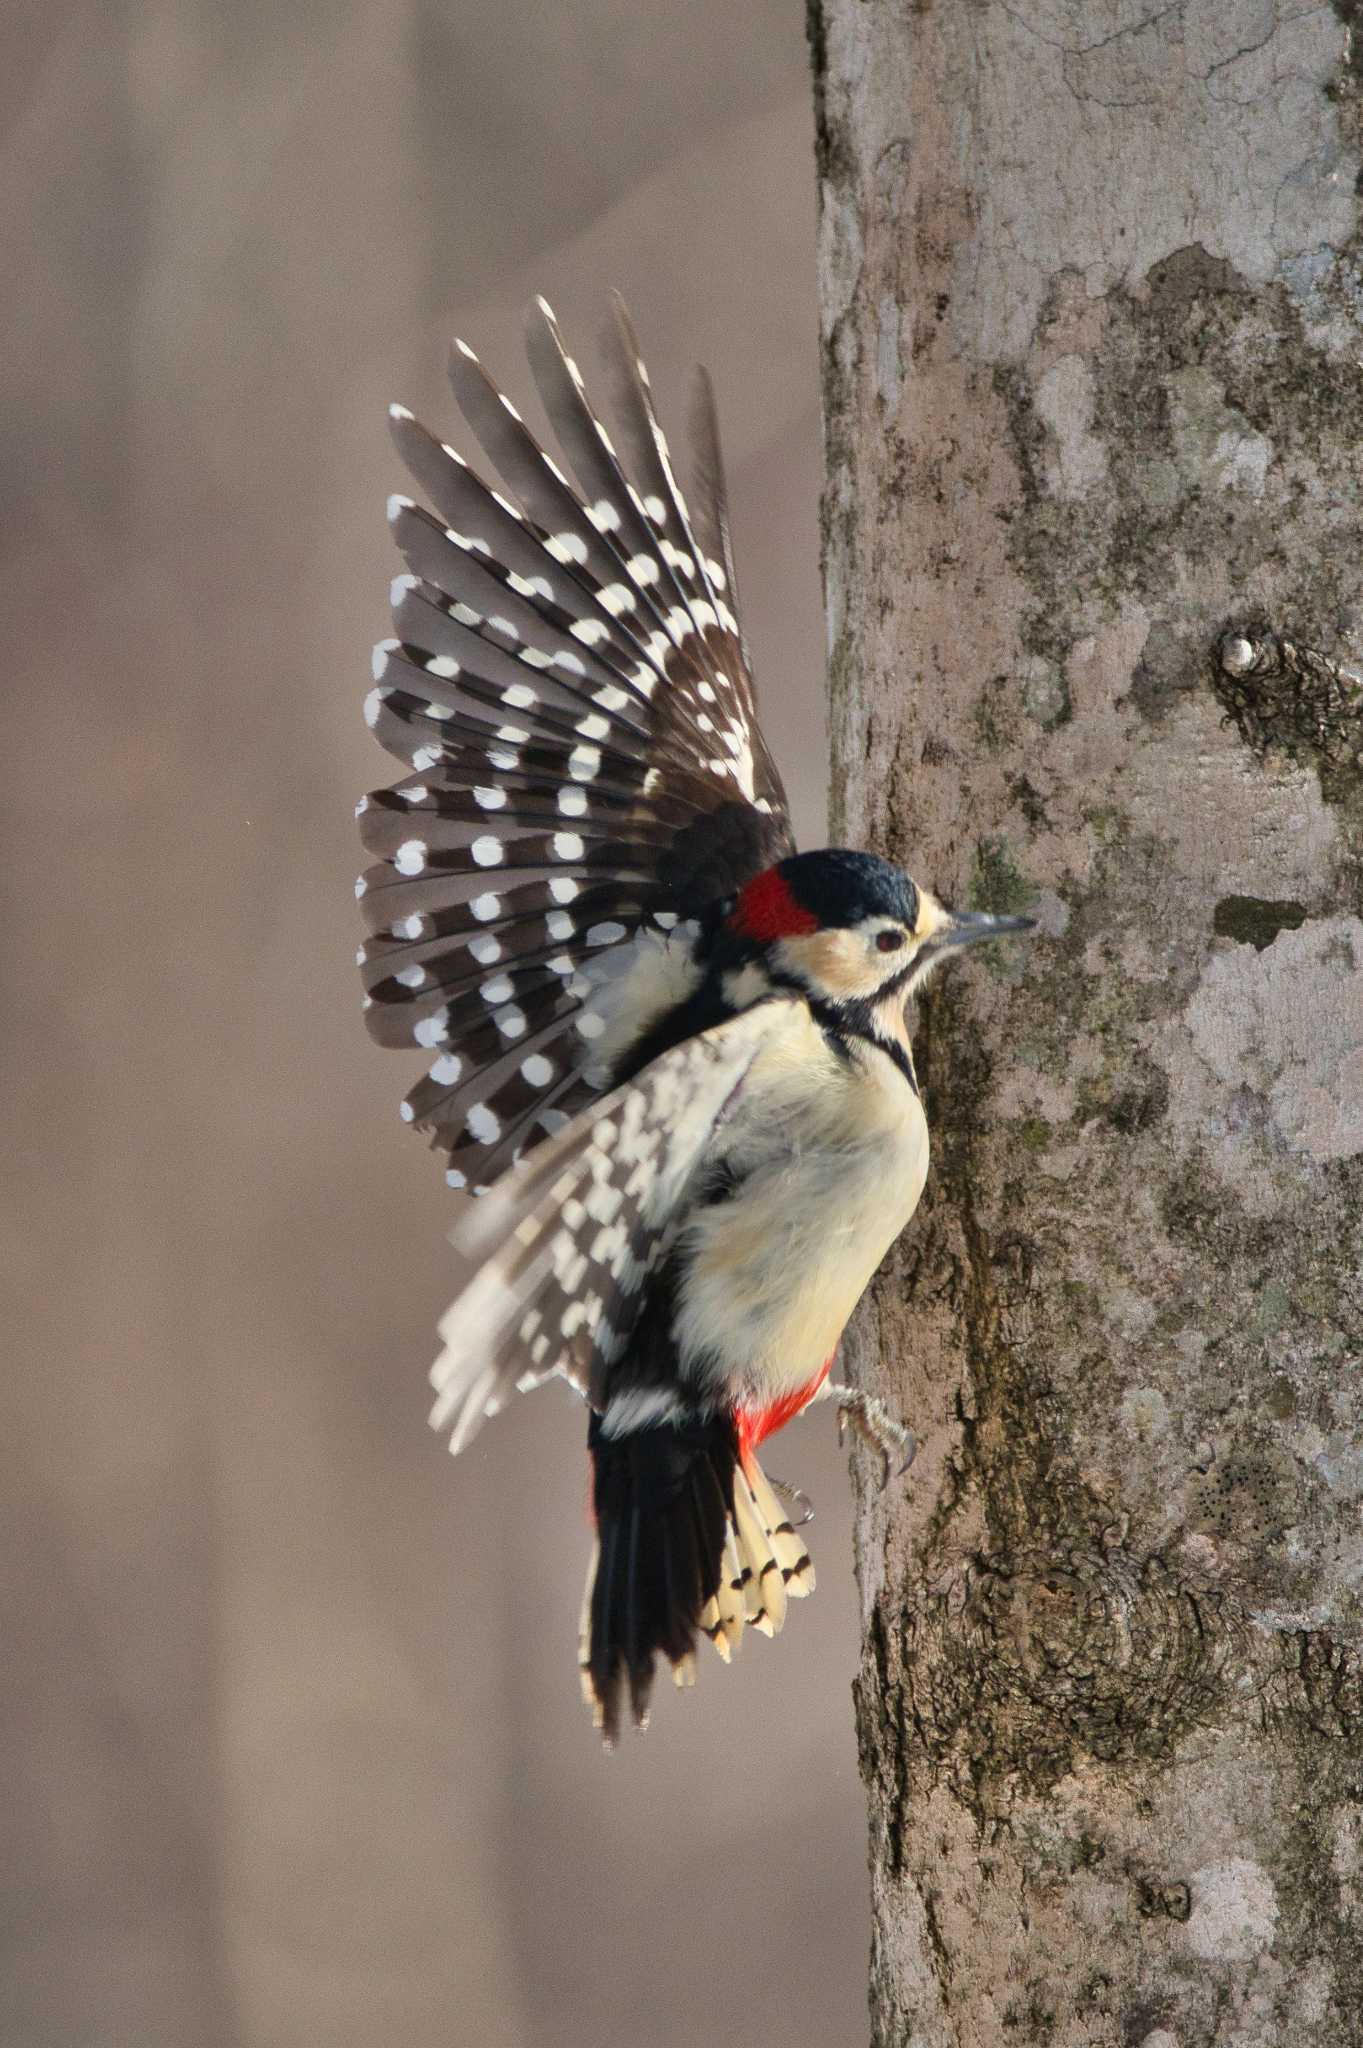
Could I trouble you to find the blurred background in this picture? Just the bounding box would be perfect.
[1,4,861,2042]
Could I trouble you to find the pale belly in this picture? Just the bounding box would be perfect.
[672,1049,929,1408]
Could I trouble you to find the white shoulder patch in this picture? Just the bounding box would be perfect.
[575,924,702,1079]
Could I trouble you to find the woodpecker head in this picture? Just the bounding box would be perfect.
[724,849,1034,1010]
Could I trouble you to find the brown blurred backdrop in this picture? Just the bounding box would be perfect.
[0,5,869,2043]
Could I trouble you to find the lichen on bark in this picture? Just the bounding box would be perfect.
[810,1,1363,2040]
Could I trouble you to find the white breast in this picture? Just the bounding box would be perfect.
[672,1009,928,1407]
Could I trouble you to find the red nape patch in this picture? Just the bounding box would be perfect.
[729,867,820,942]
[736,1357,834,1468]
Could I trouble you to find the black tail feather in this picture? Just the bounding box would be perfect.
[585,1409,737,1745]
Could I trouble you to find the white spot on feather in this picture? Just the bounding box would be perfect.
[466,1102,501,1143]
[471,836,503,867]
[470,892,501,922]
[546,532,588,566]
[395,840,427,876]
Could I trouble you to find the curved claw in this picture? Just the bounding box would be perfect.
[832,1386,917,1491]
[764,1471,815,1527]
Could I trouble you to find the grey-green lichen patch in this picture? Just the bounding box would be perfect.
[1182,916,1363,1161]
[1019,653,1071,729]
[970,834,1037,917]
[1120,1386,1171,1441]
[1165,365,1272,495]
[1184,1436,1319,1553]
[1279,241,1363,355]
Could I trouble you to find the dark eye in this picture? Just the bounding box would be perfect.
[876,929,906,953]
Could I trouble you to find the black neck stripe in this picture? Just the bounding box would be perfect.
[803,991,919,1097]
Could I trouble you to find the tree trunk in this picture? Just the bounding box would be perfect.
[808,2,1363,2040]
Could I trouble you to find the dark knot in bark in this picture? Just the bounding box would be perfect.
[862,1548,1242,1821]
[1212,621,1363,794]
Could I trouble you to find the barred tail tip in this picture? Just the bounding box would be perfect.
[579,1415,814,1747]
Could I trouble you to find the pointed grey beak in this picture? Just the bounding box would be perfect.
[914,907,1036,976]
[940,908,1036,952]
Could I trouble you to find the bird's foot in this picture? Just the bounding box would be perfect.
[762,1471,815,1527]
[829,1384,917,1490]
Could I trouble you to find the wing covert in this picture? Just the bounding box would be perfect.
[426,999,802,1455]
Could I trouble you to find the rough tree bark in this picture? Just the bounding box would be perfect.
[808,3,1363,2041]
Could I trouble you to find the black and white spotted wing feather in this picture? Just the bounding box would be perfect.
[358,300,794,1194]
[428,1000,800,1455]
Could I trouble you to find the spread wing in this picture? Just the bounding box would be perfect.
[357,297,795,1194]
[427,999,802,1455]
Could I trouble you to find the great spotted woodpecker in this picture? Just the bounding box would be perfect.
[356,297,1033,1743]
